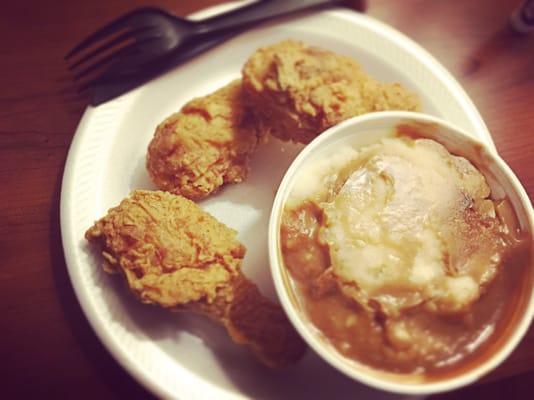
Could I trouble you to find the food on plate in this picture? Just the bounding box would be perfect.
[86,190,306,367]
[242,40,420,143]
[280,133,530,375]
[146,80,265,201]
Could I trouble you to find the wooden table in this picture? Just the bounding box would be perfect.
[1,0,532,398]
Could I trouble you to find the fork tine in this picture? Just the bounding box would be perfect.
[68,26,155,70]
[72,42,140,81]
[75,44,164,95]
[65,9,146,60]
[73,35,162,83]
[75,55,143,94]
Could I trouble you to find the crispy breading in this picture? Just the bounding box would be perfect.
[85,190,306,367]
[242,40,420,143]
[146,80,265,200]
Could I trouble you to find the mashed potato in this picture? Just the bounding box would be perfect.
[321,137,503,316]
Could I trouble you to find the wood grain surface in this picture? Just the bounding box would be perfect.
[0,0,532,398]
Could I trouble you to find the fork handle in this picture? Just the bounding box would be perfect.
[192,0,360,35]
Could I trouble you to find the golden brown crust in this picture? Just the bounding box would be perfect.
[85,190,306,367]
[85,190,244,306]
[191,273,306,368]
[242,40,420,143]
[146,81,265,200]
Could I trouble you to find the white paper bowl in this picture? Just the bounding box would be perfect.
[268,111,534,395]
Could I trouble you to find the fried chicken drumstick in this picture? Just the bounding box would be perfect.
[85,190,306,367]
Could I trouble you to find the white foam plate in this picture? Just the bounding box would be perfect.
[60,2,495,399]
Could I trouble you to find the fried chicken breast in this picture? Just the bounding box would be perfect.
[242,40,420,143]
[146,80,265,201]
[85,190,306,367]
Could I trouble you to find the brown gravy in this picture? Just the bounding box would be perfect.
[280,137,532,377]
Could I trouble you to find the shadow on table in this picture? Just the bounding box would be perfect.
[461,24,534,78]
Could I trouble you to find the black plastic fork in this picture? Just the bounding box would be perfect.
[65,0,365,105]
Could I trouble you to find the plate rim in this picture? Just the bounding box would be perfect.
[60,3,496,400]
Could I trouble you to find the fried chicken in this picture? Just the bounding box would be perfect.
[242,40,420,143]
[85,190,306,367]
[146,80,265,201]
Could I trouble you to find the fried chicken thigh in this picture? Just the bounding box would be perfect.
[146,80,265,201]
[85,190,306,367]
[242,40,420,143]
